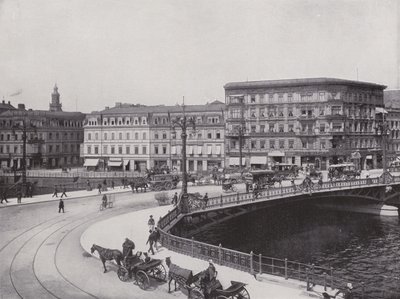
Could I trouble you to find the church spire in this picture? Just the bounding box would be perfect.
[49,83,62,112]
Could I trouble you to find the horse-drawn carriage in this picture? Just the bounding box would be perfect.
[328,163,360,180]
[248,169,276,189]
[222,179,238,193]
[271,163,299,179]
[147,173,180,191]
[166,257,250,299]
[117,252,167,290]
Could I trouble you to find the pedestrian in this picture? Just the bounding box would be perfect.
[153,227,161,250]
[58,198,64,213]
[86,179,92,191]
[17,189,22,204]
[61,185,68,198]
[148,215,155,232]
[27,184,33,198]
[97,183,102,194]
[172,192,178,206]
[0,188,9,203]
[245,181,250,193]
[102,194,108,208]
[146,230,155,255]
[52,185,58,198]
[203,193,209,208]
[111,180,115,189]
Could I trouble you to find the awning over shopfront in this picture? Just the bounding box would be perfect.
[268,151,284,157]
[108,160,122,167]
[250,156,267,164]
[84,158,99,167]
[229,157,240,166]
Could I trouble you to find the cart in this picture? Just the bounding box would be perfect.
[117,255,167,290]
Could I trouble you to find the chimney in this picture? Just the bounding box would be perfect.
[105,106,109,110]
[18,104,25,110]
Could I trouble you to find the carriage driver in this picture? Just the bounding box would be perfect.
[102,194,108,208]
[122,238,135,257]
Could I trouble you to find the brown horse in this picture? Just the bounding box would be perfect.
[90,244,123,273]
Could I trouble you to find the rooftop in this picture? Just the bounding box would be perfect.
[224,77,387,90]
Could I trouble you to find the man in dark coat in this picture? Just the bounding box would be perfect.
[0,187,9,203]
[146,230,155,255]
[58,198,64,213]
[61,185,67,198]
[52,185,58,198]
[172,192,178,206]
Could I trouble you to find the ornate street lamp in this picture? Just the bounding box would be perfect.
[171,100,196,213]
[375,109,392,184]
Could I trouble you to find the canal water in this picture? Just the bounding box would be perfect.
[193,202,400,298]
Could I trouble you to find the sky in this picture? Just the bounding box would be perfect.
[0,0,398,113]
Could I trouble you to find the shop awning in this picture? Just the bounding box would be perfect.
[197,146,202,154]
[250,156,267,164]
[84,158,99,167]
[108,160,122,167]
[268,151,285,157]
[207,146,213,155]
[215,146,221,155]
[229,157,240,166]
[171,146,177,155]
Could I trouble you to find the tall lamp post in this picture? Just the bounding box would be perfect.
[375,109,391,185]
[171,101,196,213]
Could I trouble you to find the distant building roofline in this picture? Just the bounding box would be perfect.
[224,77,387,90]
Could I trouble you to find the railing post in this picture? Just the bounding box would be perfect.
[259,254,262,275]
[306,268,311,291]
[250,251,253,274]
[323,272,327,291]
[330,267,333,290]
[271,258,274,274]
[220,195,223,207]
[218,243,222,265]
[284,258,288,280]
[191,237,194,257]
[237,192,239,204]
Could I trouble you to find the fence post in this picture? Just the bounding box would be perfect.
[191,237,194,257]
[259,254,262,275]
[284,258,288,280]
[323,272,327,291]
[311,264,315,286]
[250,251,253,274]
[218,244,222,265]
[306,268,311,291]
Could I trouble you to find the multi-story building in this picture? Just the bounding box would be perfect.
[224,78,386,170]
[0,100,15,114]
[83,101,225,172]
[0,85,85,169]
[384,90,400,162]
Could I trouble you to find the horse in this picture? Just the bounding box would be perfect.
[90,244,123,273]
[166,257,195,293]
[130,179,148,193]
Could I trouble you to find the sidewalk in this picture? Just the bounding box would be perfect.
[80,204,330,299]
[0,185,133,208]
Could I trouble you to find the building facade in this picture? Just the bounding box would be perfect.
[0,86,85,169]
[224,78,386,170]
[82,101,225,173]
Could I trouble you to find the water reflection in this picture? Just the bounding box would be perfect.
[193,203,400,297]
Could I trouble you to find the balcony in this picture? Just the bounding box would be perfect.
[27,138,45,144]
[297,115,317,121]
[325,113,346,120]
[298,130,317,137]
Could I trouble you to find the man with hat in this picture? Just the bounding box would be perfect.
[148,215,155,232]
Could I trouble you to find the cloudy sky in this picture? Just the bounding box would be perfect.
[0,0,398,112]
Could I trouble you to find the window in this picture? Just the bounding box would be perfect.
[94,146,99,154]
[135,132,139,140]
[332,106,341,115]
[321,141,326,149]
[260,140,266,149]
[320,124,325,133]
[279,140,284,149]
[288,124,294,132]
[88,133,91,140]
[231,109,241,118]
[154,145,159,154]
[319,92,325,101]
[198,133,202,139]
[270,140,275,149]
[302,141,308,149]
[103,146,107,154]
[207,132,212,139]
[126,132,130,140]
[289,140,294,149]
[288,108,293,117]
[119,132,122,140]
[87,146,91,154]
[155,133,159,139]
[126,146,130,154]
[134,146,139,154]
[49,145,53,153]
[279,125,284,133]
[278,108,284,117]
[143,132,146,139]
[250,95,256,103]
[260,125,265,133]
[111,146,115,154]
[94,133,98,140]
[288,94,293,102]
[162,146,167,154]
[251,140,256,149]
[269,123,275,132]
[216,132,221,139]
[142,146,147,154]
[278,94,283,102]
[104,133,107,140]
[56,133,59,139]
[251,126,256,133]
[111,133,115,140]
[319,107,325,116]
[162,133,167,139]
[118,146,122,154]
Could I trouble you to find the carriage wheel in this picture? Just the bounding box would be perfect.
[151,264,166,281]
[188,288,204,299]
[231,185,238,192]
[99,203,104,211]
[234,287,250,299]
[154,184,162,192]
[164,182,173,190]
[117,266,130,282]
[136,270,150,290]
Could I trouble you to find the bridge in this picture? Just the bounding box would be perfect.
[157,172,400,298]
